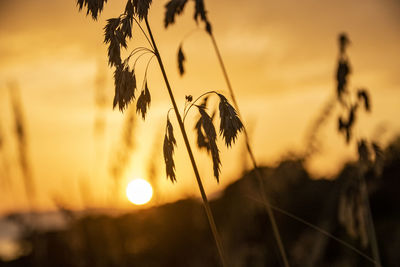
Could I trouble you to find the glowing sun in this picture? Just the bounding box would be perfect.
[126,179,153,205]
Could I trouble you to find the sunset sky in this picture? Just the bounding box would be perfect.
[0,0,399,214]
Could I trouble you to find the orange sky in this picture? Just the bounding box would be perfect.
[0,0,399,214]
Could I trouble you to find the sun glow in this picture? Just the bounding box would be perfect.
[126,179,153,205]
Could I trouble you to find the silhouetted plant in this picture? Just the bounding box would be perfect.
[0,118,11,188]
[77,0,108,20]
[334,33,382,267]
[9,83,35,204]
[163,1,290,266]
[163,115,177,182]
[335,33,371,143]
[336,34,351,101]
[76,1,246,265]
[184,91,243,182]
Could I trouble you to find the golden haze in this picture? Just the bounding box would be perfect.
[0,0,399,214]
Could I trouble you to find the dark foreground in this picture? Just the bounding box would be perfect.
[1,138,400,267]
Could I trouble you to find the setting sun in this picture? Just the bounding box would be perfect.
[126,179,153,205]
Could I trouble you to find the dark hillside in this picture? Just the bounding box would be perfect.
[2,138,400,266]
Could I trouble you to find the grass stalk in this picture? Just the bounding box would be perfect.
[335,33,381,267]
[9,84,35,206]
[360,176,382,267]
[145,17,227,267]
[247,195,378,265]
[209,33,290,267]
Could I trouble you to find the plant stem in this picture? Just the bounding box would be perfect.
[144,17,227,267]
[210,33,290,267]
[247,195,378,265]
[360,175,382,267]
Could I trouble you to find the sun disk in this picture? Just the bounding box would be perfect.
[126,179,153,205]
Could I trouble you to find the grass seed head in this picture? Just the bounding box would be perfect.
[336,59,350,99]
[357,89,370,112]
[339,33,350,54]
[113,65,136,111]
[164,0,212,33]
[77,0,108,20]
[163,118,177,182]
[164,0,188,28]
[218,94,243,147]
[132,0,153,20]
[177,45,186,75]
[136,82,151,119]
[197,106,221,182]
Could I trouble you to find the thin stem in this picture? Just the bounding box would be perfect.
[180,27,202,45]
[209,32,290,267]
[127,47,154,59]
[144,17,227,267]
[133,51,153,69]
[166,108,174,123]
[340,41,380,266]
[247,195,378,265]
[183,90,217,122]
[133,17,154,50]
[360,175,382,267]
[140,55,156,90]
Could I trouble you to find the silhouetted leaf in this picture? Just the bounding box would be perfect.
[104,18,120,43]
[121,15,133,39]
[164,0,188,27]
[164,0,212,33]
[108,41,122,67]
[336,33,351,100]
[336,59,350,99]
[177,45,185,75]
[132,0,153,20]
[77,0,108,20]
[196,106,221,182]
[113,65,137,111]
[125,0,134,16]
[104,18,123,67]
[348,105,357,129]
[194,117,209,151]
[338,116,351,143]
[218,94,243,147]
[194,0,206,24]
[339,33,350,54]
[163,118,177,182]
[102,0,150,61]
[357,89,370,112]
[136,82,151,119]
[205,21,212,35]
[194,96,210,150]
[185,95,193,102]
[194,0,212,34]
